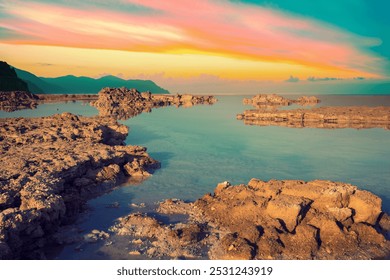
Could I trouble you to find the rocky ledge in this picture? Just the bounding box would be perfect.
[91,87,217,120]
[0,91,39,112]
[0,113,160,259]
[110,179,390,260]
[237,106,390,129]
[243,94,320,108]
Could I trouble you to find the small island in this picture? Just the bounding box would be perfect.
[110,179,390,260]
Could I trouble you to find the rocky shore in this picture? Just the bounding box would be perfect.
[110,179,390,260]
[243,94,320,108]
[0,91,39,112]
[91,87,217,120]
[237,106,390,129]
[0,113,160,259]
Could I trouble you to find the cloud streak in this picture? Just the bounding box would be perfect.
[0,0,387,78]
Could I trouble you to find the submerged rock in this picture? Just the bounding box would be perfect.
[0,113,160,259]
[112,179,390,260]
[91,87,217,120]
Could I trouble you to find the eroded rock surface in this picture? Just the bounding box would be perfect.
[0,113,160,259]
[237,106,390,129]
[91,87,217,120]
[243,94,320,108]
[111,179,390,260]
[0,91,38,112]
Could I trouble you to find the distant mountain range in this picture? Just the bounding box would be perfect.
[0,61,169,94]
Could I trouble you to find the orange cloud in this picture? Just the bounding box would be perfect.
[0,0,386,78]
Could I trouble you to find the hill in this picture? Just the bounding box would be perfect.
[0,61,29,92]
[12,66,169,94]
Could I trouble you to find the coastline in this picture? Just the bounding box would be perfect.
[0,91,390,260]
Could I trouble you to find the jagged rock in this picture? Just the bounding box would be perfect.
[209,233,254,260]
[91,87,217,120]
[111,179,390,260]
[0,91,38,112]
[0,113,159,259]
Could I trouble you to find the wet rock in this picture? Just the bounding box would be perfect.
[84,230,110,243]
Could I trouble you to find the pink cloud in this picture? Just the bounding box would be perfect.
[0,0,385,77]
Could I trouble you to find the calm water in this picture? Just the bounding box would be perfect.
[1,95,389,259]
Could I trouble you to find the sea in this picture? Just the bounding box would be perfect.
[1,94,389,259]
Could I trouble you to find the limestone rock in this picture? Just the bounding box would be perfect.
[0,113,159,259]
[349,189,382,225]
[110,179,390,260]
[0,91,38,112]
[237,106,390,130]
[91,87,217,120]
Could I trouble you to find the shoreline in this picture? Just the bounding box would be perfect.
[0,113,160,259]
[108,179,390,260]
[1,90,389,259]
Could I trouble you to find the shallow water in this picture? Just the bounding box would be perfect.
[1,95,390,259]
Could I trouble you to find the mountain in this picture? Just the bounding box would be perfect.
[12,66,169,94]
[13,67,64,94]
[0,61,29,92]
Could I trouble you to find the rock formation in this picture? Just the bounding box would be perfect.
[111,179,390,260]
[0,113,160,259]
[243,94,320,108]
[237,106,390,129]
[91,87,217,120]
[0,91,38,112]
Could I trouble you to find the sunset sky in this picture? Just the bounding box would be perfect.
[1,0,389,93]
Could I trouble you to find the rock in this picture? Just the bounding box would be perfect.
[243,94,320,108]
[110,179,390,260]
[237,106,390,130]
[84,230,110,243]
[129,250,141,256]
[379,213,390,233]
[266,194,311,232]
[348,190,382,225]
[91,87,217,120]
[209,233,254,260]
[0,91,38,112]
[0,114,159,259]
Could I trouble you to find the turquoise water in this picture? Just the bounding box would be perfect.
[1,95,389,259]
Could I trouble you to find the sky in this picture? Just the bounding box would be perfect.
[1,0,390,93]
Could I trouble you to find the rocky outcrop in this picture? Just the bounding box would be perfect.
[0,91,38,112]
[243,94,319,108]
[237,106,390,129]
[0,113,160,259]
[111,179,390,260]
[91,87,217,120]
